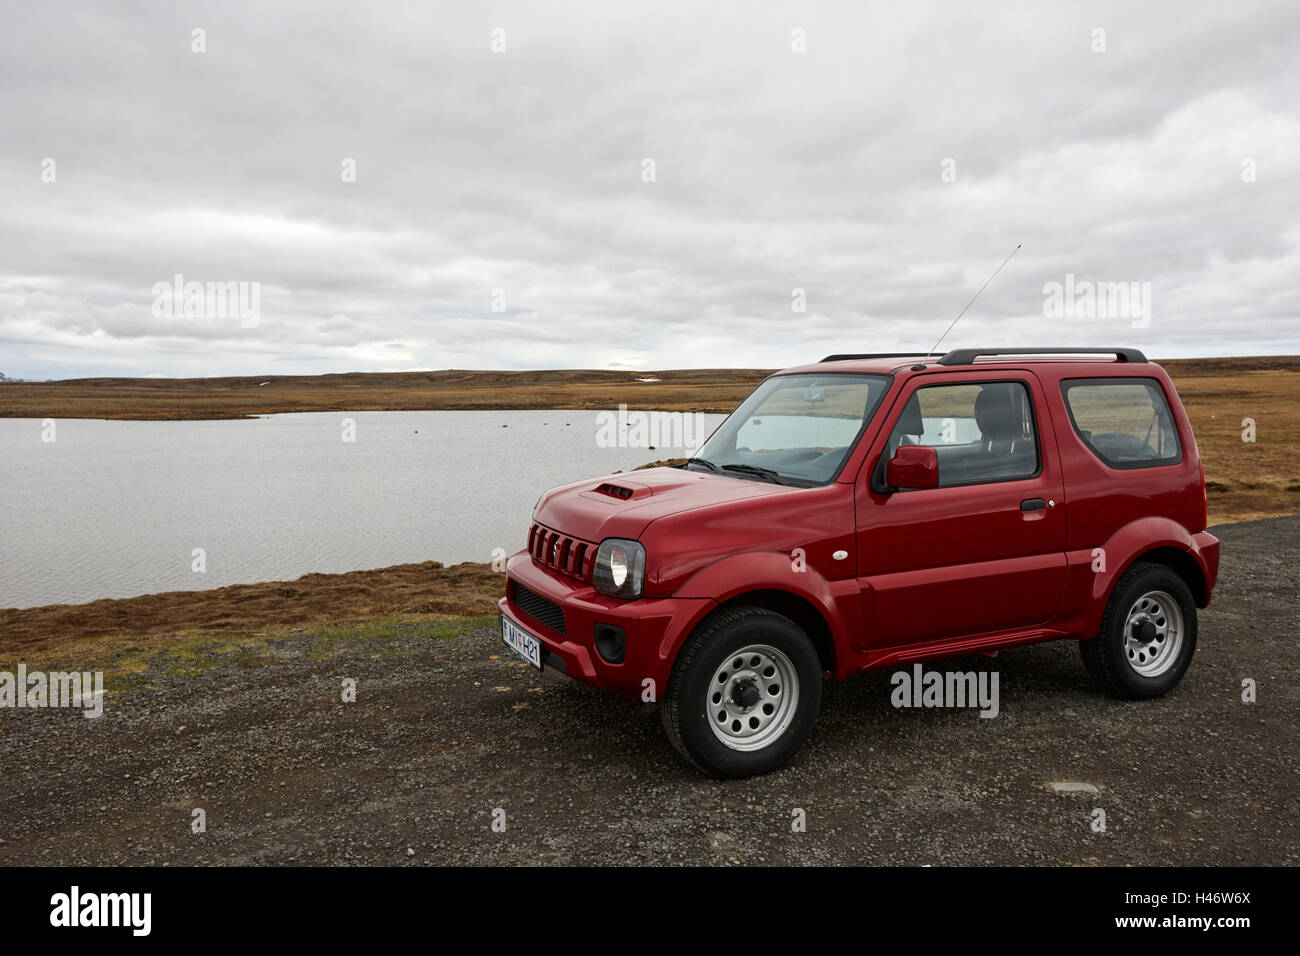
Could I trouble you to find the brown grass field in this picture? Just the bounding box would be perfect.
[0,367,769,419]
[0,356,1295,664]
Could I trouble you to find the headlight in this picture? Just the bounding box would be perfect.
[593,538,646,599]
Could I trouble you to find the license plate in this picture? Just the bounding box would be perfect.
[500,612,544,671]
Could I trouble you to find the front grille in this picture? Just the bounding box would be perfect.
[527,523,596,582]
[510,581,566,636]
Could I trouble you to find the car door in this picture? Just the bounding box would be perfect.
[853,370,1068,649]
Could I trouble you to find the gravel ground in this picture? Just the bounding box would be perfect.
[1,517,1296,866]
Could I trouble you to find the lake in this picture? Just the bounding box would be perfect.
[0,409,725,609]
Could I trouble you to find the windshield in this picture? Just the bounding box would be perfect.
[689,372,892,485]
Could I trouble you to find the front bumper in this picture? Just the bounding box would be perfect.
[498,551,715,698]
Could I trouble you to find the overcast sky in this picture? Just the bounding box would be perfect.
[1,1,1297,379]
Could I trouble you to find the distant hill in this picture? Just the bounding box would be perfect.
[0,367,773,420]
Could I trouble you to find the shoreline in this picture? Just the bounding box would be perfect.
[0,560,504,668]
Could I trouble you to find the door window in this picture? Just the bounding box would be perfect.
[884,381,1040,487]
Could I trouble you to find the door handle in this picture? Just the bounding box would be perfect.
[1020,498,1047,512]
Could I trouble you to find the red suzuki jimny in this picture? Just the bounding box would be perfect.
[498,347,1220,777]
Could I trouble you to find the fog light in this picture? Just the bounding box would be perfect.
[594,623,626,664]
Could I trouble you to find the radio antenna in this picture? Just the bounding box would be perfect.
[925,243,1021,358]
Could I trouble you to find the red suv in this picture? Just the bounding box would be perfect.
[498,348,1220,777]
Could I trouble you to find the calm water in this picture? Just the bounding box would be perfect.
[0,410,724,609]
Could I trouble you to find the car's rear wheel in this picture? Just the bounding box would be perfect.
[1080,562,1198,698]
[661,606,822,778]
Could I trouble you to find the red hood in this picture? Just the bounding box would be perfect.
[533,466,791,542]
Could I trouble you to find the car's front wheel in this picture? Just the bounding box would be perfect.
[661,606,823,778]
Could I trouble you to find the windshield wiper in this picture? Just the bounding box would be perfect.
[719,463,787,484]
[683,457,720,472]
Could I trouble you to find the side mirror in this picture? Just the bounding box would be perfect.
[885,444,938,490]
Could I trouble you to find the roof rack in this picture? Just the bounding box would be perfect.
[820,352,926,363]
[936,347,1147,366]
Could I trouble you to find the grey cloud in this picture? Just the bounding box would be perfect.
[0,0,1297,379]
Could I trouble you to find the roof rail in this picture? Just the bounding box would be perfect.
[820,352,925,362]
[936,347,1147,366]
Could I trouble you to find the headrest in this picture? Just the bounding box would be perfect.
[974,386,1021,441]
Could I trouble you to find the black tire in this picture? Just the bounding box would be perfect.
[1080,562,1198,699]
[661,606,823,778]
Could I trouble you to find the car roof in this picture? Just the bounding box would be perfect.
[776,348,1154,377]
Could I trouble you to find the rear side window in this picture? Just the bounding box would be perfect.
[1060,378,1182,468]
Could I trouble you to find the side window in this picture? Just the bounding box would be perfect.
[885,381,1039,486]
[1060,379,1182,468]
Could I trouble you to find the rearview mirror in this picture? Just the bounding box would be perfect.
[803,385,825,403]
[886,444,938,490]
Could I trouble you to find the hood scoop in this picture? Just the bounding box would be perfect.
[593,481,651,501]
